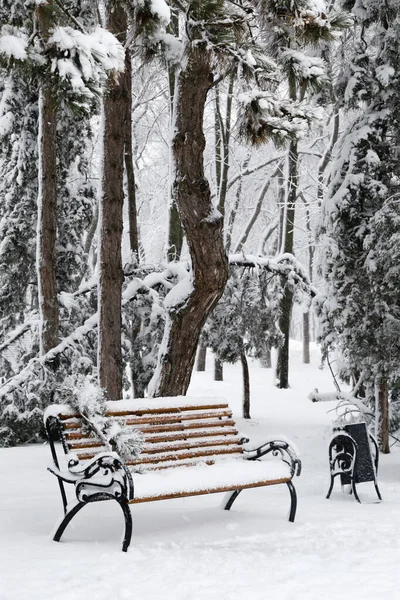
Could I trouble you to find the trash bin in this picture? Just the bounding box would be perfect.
[326,422,382,502]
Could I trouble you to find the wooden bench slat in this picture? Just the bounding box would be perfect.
[77,445,243,463]
[63,419,236,435]
[125,446,243,466]
[61,410,232,430]
[58,403,230,421]
[65,426,240,444]
[68,435,242,453]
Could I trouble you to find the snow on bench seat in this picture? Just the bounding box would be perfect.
[132,458,292,502]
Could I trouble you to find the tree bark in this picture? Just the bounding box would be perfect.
[167,12,184,262]
[36,1,59,356]
[217,73,234,218]
[196,342,207,372]
[98,3,127,400]
[260,349,272,368]
[124,48,139,259]
[149,44,229,397]
[378,378,390,454]
[241,349,250,419]
[214,357,223,381]
[276,64,298,389]
[276,286,294,388]
[303,311,310,364]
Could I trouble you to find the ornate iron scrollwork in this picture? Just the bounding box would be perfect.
[223,438,301,521]
[47,452,134,552]
[243,440,302,477]
[326,424,382,503]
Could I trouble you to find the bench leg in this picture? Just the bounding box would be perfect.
[119,500,133,552]
[53,499,133,552]
[223,490,241,511]
[53,501,86,543]
[286,481,297,522]
[374,480,382,502]
[326,473,335,499]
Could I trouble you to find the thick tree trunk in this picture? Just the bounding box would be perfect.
[98,3,127,400]
[124,48,139,259]
[214,357,223,381]
[36,2,59,356]
[378,378,390,454]
[196,342,207,372]
[149,44,228,397]
[241,349,250,419]
[303,311,310,364]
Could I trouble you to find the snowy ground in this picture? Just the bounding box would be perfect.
[2,342,400,600]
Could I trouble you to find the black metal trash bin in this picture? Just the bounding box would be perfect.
[326,422,382,503]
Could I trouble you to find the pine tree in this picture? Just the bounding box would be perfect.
[318,0,400,452]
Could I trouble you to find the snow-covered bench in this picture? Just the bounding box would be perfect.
[45,398,301,551]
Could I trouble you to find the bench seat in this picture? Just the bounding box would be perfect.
[132,458,291,502]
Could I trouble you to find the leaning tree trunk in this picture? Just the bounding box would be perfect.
[148,44,229,397]
[98,3,127,400]
[36,1,59,356]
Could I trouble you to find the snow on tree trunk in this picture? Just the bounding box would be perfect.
[277,137,298,389]
[36,1,59,356]
[148,44,228,397]
[98,2,127,401]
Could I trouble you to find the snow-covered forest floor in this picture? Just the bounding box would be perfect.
[2,342,400,600]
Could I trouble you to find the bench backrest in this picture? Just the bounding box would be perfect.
[50,399,244,471]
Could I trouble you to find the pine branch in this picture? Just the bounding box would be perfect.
[52,0,88,33]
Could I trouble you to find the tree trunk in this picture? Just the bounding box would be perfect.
[149,43,229,397]
[241,349,250,419]
[303,311,310,364]
[217,73,234,218]
[167,12,184,262]
[277,135,298,389]
[276,65,298,389]
[260,349,272,368]
[36,1,59,356]
[378,378,390,454]
[276,287,293,388]
[196,342,207,372]
[124,48,139,259]
[98,3,127,400]
[214,357,223,381]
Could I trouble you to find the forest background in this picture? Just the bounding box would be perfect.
[0,0,398,454]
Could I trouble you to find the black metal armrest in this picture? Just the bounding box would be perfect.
[243,439,302,477]
[48,452,134,502]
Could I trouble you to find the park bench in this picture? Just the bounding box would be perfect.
[45,397,301,551]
